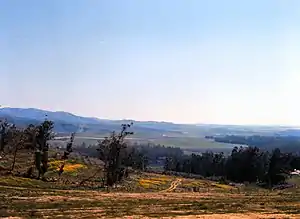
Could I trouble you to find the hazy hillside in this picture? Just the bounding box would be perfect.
[0,107,297,138]
[0,107,191,135]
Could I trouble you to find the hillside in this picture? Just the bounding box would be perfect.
[0,107,296,137]
[0,107,192,136]
[3,107,300,153]
[1,175,299,218]
[1,152,299,218]
[1,126,300,218]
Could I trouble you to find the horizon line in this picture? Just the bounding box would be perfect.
[1,105,300,128]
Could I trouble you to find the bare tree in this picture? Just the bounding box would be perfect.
[58,132,75,176]
[97,123,133,187]
[35,120,54,178]
[8,127,27,172]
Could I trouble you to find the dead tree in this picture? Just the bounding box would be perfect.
[97,123,133,187]
[58,132,75,176]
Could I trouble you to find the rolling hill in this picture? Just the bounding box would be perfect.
[0,107,192,135]
[0,107,298,138]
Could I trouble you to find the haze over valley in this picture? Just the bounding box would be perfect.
[2,1,300,218]
[1,107,300,154]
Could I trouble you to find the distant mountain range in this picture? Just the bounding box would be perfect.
[0,107,190,135]
[1,107,300,137]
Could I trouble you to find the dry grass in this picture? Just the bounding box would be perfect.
[138,174,174,189]
[48,160,87,173]
[1,152,300,218]
[0,175,299,219]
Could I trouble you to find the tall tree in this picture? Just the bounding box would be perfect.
[35,120,54,178]
[59,132,75,176]
[0,120,10,152]
[97,123,133,187]
[7,127,27,172]
[265,148,290,187]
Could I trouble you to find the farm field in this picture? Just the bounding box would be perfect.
[54,135,240,151]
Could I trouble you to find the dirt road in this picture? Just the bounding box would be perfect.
[160,178,182,192]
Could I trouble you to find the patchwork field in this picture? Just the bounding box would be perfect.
[53,135,239,152]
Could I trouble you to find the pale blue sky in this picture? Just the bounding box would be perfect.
[1,1,300,125]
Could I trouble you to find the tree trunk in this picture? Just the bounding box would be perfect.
[0,136,5,151]
[35,151,42,178]
[11,146,18,172]
[41,151,48,175]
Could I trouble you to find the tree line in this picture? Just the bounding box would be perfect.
[206,135,300,153]
[0,119,76,179]
[2,118,300,189]
[76,142,183,167]
[164,145,300,187]
[0,119,143,187]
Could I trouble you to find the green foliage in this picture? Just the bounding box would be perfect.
[36,120,54,151]
[23,124,38,150]
[211,135,300,153]
[121,147,148,171]
[164,146,299,188]
[0,120,9,151]
[16,120,55,178]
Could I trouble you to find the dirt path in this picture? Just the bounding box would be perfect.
[160,178,182,192]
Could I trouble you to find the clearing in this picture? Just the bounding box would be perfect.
[1,173,299,218]
[1,151,299,218]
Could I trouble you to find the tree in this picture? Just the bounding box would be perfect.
[122,147,149,171]
[265,148,290,187]
[164,156,181,172]
[7,127,27,172]
[97,123,133,187]
[62,132,75,160]
[34,120,54,178]
[0,120,10,152]
[59,132,75,176]
[225,146,266,183]
[23,124,38,150]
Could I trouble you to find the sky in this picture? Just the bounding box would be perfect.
[1,0,300,125]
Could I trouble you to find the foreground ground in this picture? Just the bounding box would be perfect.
[1,174,300,219]
[1,152,299,218]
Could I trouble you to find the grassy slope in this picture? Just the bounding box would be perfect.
[1,173,300,218]
[1,151,300,218]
